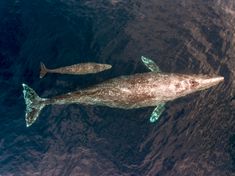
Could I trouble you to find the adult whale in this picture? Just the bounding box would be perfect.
[22,56,224,127]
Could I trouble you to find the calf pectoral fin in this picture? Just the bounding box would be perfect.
[149,103,165,123]
[141,56,161,73]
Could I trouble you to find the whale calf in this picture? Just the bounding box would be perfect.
[23,56,224,127]
[40,62,112,78]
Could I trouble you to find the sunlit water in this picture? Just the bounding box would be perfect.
[0,0,234,175]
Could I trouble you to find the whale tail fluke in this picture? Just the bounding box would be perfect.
[22,83,47,127]
[40,62,48,78]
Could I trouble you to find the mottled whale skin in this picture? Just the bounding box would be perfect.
[47,72,223,108]
[40,62,112,78]
[22,57,224,127]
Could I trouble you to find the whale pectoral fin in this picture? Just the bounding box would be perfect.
[141,56,161,73]
[149,103,165,123]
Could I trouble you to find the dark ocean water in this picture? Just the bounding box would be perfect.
[0,0,235,175]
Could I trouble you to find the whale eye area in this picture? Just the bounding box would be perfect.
[189,80,199,88]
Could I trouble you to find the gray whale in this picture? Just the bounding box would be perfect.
[22,56,224,127]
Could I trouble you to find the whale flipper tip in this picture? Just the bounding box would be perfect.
[141,56,161,73]
[150,103,165,123]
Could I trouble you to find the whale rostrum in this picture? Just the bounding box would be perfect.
[22,56,224,127]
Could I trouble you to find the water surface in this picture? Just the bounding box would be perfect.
[0,0,234,175]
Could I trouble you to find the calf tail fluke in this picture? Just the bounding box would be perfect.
[22,83,47,127]
[40,62,48,78]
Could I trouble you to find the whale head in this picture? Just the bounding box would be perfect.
[190,75,224,91]
[169,74,224,99]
